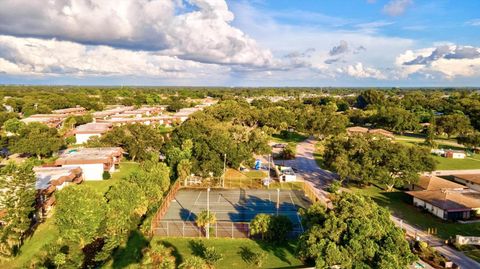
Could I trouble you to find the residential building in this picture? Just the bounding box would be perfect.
[52,106,86,115]
[346,126,369,135]
[21,114,67,128]
[407,189,480,221]
[409,175,467,191]
[34,166,83,217]
[368,128,395,139]
[346,126,394,139]
[279,166,297,182]
[54,147,123,180]
[452,174,480,192]
[74,122,112,144]
[92,106,135,119]
[444,150,466,159]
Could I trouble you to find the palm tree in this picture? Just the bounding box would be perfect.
[195,210,216,238]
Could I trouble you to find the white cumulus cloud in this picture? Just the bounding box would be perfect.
[0,0,273,67]
[396,45,480,79]
[0,35,226,78]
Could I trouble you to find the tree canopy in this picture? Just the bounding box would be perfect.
[297,193,416,269]
[323,134,436,191]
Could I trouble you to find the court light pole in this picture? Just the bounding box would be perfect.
[206,187,210,239]
[222,153,226,188]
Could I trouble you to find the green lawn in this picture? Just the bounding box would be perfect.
[1,214,59,269]
[84,162,140,194]
[394,135,480,170]
[433,154,480,170]
[352,186,480,240]
[271,132,308,145]
[156,237,305,269]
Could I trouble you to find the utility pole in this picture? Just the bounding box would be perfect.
[206,187,210,239]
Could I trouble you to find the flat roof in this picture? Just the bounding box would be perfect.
[34,166,82,190]
[454,174,480,185]
[55,147,123,165]
[74,123,112,134]
[407,189,480,211]
[52,107,85,114]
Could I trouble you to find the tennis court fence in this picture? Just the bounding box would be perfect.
[151,220,304,238]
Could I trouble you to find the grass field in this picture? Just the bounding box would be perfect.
[391,135,480,170]
[0,214,59,268]
[84,162,140,194]
[156,237,305,269]
[352,186,480,240]
[432,155,480,170]
[271,131,308,145]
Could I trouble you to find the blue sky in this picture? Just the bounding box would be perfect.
[0,0,479,86]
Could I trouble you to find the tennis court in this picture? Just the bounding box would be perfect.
[155,188,312,238]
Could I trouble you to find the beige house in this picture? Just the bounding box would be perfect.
[55,147,123,180]
[407,189,480,221]
[74,122,112,144]
[452,174,480,192]
[409,175,467,191]
[34,166,83,217]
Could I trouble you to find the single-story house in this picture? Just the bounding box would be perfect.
[34,166,83,217]
[409,175,467,191]
[279,166,296,182]
[174,107,202,122]
[407,189,480,221]
[52,106,86,115]
[444,150,466,159]
[452,174,480,192]
[346,126,394,139]
[346,126,369,135]
[121,106,164,117]
[97,116,180,127]
[21,114,67,128]
[92,106,135,120]
[54,147,123,180]
[74,122,112,144]
[368,129,395,139]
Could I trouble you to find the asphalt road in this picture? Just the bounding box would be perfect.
[281,138,480,269]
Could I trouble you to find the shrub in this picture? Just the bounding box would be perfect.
[281,143,296,159]
[179,256,206,269]
[327,180,342,193]
[203,246,223,266]
[102,171,111,180]
[251,250,267,268]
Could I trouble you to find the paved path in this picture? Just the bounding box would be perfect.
[286,138,480,269]
[274,137,336,205]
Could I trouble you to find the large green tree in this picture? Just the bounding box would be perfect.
[88,123,164,161]
[435,114,472,138]
[0,163,36,258]
[124,160,170,207]
[298,193,416,269]
[323,135,436,191]
[10,122,64,158]
[55,185,108,248]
